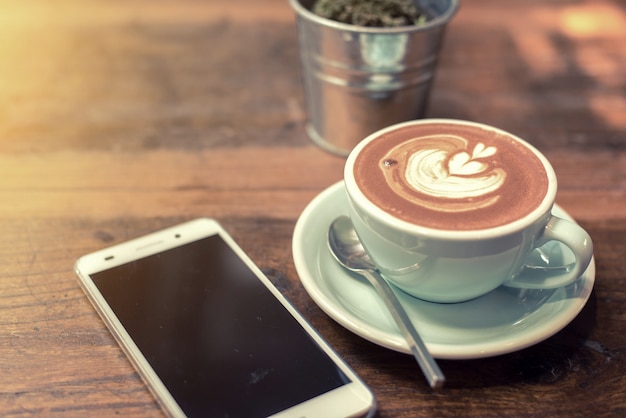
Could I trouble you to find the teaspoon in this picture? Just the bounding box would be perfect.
[328,216,445,389]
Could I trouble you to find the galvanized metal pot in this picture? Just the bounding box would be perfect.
[289,0,460,156]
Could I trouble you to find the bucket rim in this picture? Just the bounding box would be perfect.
[288,0,460,35]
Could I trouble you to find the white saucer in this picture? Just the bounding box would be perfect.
[292,181,595,360]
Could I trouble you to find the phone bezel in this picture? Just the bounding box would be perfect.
[75,218,376,417]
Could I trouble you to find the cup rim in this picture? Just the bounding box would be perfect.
[288,0,460,35]
[344,119,558,241]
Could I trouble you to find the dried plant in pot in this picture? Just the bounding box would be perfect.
[311,0,430,28]
[288,0,459,155]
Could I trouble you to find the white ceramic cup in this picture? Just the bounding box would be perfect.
[344,119,593,303]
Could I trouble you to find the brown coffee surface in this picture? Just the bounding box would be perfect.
[353,123,549,230]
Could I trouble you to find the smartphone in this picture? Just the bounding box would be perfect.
[75,218,376,418]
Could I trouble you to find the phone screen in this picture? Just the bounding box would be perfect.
[90,234,351,417]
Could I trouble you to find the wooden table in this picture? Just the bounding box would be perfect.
[1,0,625,416]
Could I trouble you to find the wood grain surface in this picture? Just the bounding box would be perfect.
[1,0,625,416]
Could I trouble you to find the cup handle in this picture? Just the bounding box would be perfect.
[505,216,593,289]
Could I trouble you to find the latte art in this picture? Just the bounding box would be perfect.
[381,135,507,213]
[352,122,550,230]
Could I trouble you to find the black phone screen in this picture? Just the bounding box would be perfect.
[92,234,350,418]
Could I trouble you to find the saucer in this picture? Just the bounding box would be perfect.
[292,181,595,360]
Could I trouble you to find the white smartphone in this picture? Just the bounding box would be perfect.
[75,218,376,418]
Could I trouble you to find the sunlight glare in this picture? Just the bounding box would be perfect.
[560,4,626,38]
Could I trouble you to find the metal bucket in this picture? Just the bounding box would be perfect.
[289,0,459,156]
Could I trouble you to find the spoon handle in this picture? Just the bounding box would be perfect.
[362,269,445,389]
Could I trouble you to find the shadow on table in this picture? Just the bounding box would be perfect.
[440,288,598,389]
[347,287,598,392]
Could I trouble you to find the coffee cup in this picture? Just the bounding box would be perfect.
[344,119,593,303]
